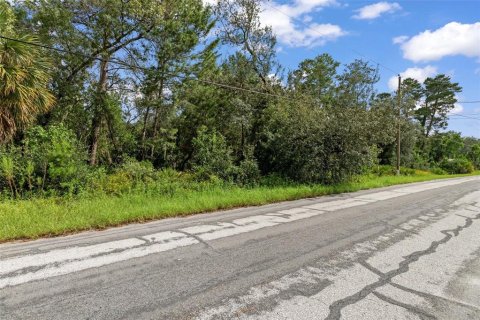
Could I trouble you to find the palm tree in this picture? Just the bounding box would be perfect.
[0,5,55,143]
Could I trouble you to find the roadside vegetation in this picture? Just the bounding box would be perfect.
[1,1,480,241]
[1,168,479,242]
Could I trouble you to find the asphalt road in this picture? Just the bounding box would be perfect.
[1,177,480,320]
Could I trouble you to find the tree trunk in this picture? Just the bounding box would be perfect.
[150,75,165,158]
[89,58,109,165]
[425,99,438,138]
[141,104,151,160]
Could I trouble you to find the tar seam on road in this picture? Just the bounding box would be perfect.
[324,212,480,320]
[372,291,437,320]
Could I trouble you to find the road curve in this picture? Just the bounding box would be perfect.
[1,177,480,319]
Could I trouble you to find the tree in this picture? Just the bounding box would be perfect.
[288,53,339,106]
[429,131,464,163]
[26,0,165,164]
[138,0,217,161]
[415,74,462,137]
[400,78,423,117]
[216,0,280,89]
[335,59,379,109]
[467,143,480,169]
[0,3,55,143]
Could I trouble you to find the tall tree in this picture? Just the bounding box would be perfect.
[138,0,217,161]
[415,74,462,137]
[335,59,379,109]
[0,3,54,143]
[216,0,280,89]
[288,53,339,106]
[26,0,165,164]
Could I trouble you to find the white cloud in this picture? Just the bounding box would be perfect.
[451,103,464,114]
[259,0,346,47]
[392,35,408,44]
[388,65,437,91]
[353,2,401,20]
[398,22,480,62]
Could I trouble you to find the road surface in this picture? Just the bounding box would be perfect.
[1,177,480,319]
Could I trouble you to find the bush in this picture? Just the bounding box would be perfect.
[260,101,379,184]
[399,167,416,176]
[467,144,480,169]
[371,165,394,176]
[259,173,294,187]
[439,158,474,174]
[430,167,447,175]
[370,165,415,176]
[191,126,236,180]
[0,126,87,197]
[234,158,261,186]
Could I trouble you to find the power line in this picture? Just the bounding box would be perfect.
[261,1,400,76]
[261,2,480,105]
[457,100,480,104]
[3,34,480,108]
[449,114,480,121]
[0,34,287,100]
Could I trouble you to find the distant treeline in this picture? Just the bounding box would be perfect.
[0,0,479,198]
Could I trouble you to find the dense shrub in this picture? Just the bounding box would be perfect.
[439,158,474,174]
[399,167,416,176]
[233,157,261,186]
[261,101,380,184]
[191,127,261,185]
[430,167,447,175]
[370,165,416,176]
[467,144,480,169]
[0,125,87,197]
[371,165,394,176]
[192,126,236,180]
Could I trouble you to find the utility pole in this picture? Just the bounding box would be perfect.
[396,74,402,176]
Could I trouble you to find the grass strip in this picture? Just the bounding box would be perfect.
[1,172,478,242]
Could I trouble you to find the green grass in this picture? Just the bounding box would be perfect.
[1,171,478,242]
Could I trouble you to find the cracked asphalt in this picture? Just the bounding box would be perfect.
[0,177,479,319]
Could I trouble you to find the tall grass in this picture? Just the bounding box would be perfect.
[0,171,478,242]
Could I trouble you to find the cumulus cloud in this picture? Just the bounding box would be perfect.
[259,0,346,47]
[388,65,438,91]
[451,103,464,114]
[398,22,480,62]
[353,2,401,20]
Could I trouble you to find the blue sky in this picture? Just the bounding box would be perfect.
[254,0,480,137]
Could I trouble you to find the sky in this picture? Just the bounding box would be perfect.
[211,0,480,138]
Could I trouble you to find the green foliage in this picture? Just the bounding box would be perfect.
[2,170,477,241]
[261,99,378,184]
[430,167,447,175]
[0,3,55,142]
[440,158,474,174]
[414,75,462,137]
[23,125,87,193]
[192,126,236,180]
[0,1,476,204]
[429,131,464,162]
[467,143,480,169]
[0,126,87,197]
[370,165,416,176]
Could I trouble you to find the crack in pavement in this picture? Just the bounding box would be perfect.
[359,259,480,318]
[173,230,220,254]
[372,291,437,320]
[324,213,480,320]
[390,282,480,312]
